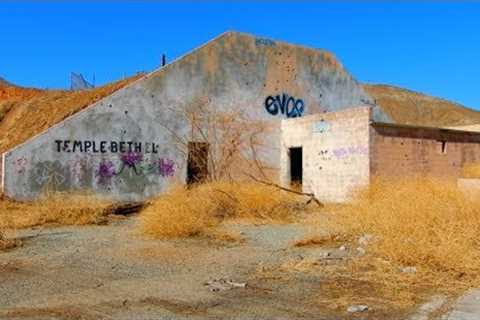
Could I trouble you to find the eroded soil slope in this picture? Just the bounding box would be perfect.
[0,74,143,154]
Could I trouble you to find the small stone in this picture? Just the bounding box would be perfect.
[401,266,417,274]
[347,305,369,313]
[204,278,247,292]
[358,234,374,246]
[320,251,331,258]
[356,247,366,256]
[339,245,347,251]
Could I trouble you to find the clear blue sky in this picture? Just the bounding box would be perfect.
[1,1,479,109]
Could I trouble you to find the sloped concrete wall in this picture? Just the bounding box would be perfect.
[280,107,372,202]
[2,31,385,201]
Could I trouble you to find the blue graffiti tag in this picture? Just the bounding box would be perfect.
[255,38,276,47]
[265,93,305,118]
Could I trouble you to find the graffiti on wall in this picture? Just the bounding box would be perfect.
[265,93,304,118]
[96,152,176,185]
[332,145,368,159]
[54,140,159,154]
[31,161,70,191]
[255,38,276,47]
[313,121,329,133]
[22,140,177,192]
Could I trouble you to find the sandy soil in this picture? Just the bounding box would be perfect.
[0,216,415,320]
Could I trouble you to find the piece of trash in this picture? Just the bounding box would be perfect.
[347,305,369,313]
[356,247,366,256]
[320,251,331,258]
[204,278,247,292]
[339,245,347,251]
[401,266,417,274]
[358,234,374,246]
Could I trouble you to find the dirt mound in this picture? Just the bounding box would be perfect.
[0,74,144,154]
[364,84,480,127]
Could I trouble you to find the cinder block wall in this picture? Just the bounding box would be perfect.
[370,124,480,179]
[281,107,371,202]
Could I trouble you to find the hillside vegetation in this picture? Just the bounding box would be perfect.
[364,84,480,127]
[0,74,143,154]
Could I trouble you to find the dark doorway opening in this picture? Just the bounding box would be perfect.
[289,147,302,188]
[187,142,209,185]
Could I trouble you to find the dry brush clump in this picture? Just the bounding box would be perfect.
[461,162,480,179]
[0,193,113,230]
[139,181,303,239]
[316,177,480,295]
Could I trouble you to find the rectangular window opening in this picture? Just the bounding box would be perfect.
[187,142,209,185]
[441,141,447,154]
[289,147,303,190]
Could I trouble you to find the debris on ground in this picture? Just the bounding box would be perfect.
[358,234,374,246]
[356,247,366,256]
[347,305,369,313]
[204,278,247,292]
[401,266,418,274]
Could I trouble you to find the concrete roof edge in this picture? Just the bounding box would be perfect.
[371,121,480,135]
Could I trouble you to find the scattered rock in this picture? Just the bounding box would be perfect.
[401,266,417,274]
[356,247,366,256]
[347,305,369,313]
[358,234,374,246]
[339,245,347,251]
[320,251,331,258]
[204,278,247,292]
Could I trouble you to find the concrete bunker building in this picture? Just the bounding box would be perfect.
[2,31,480,202]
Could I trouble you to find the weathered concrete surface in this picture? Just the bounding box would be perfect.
[2,31,385,201]
[281,107,371,202]
[442,289,480,320]
[409,295,447,320]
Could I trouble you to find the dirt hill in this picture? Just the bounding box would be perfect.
[363,84,480,127]
[0,74,143,154]
[0,76,479,154]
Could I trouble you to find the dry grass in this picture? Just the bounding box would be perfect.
[0,74,143,154]
[139,181,303,239]
[332,178,480,274]
[294,234,347,248]
[286,178,480,312]
[364,84,480,127]
[0,193,113,230]
[462,163,480,178]
[0,230,17,250]
[307,177,480,301]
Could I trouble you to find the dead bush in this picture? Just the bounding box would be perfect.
[139,181,302,239]
[315,177,480,295]
[0,193,113,229]
[462,162,480,178]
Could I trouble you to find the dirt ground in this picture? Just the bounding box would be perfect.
[1,216,425,320]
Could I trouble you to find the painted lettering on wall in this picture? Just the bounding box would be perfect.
[54,140,159,154]
[265,93,304,118]
[255,38,276,47]
[332,145,368,159]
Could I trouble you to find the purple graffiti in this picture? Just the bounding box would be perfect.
[96,160,116,184]
[332,146,368,159]
[120,151,143,167]
[158,158,175,177]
